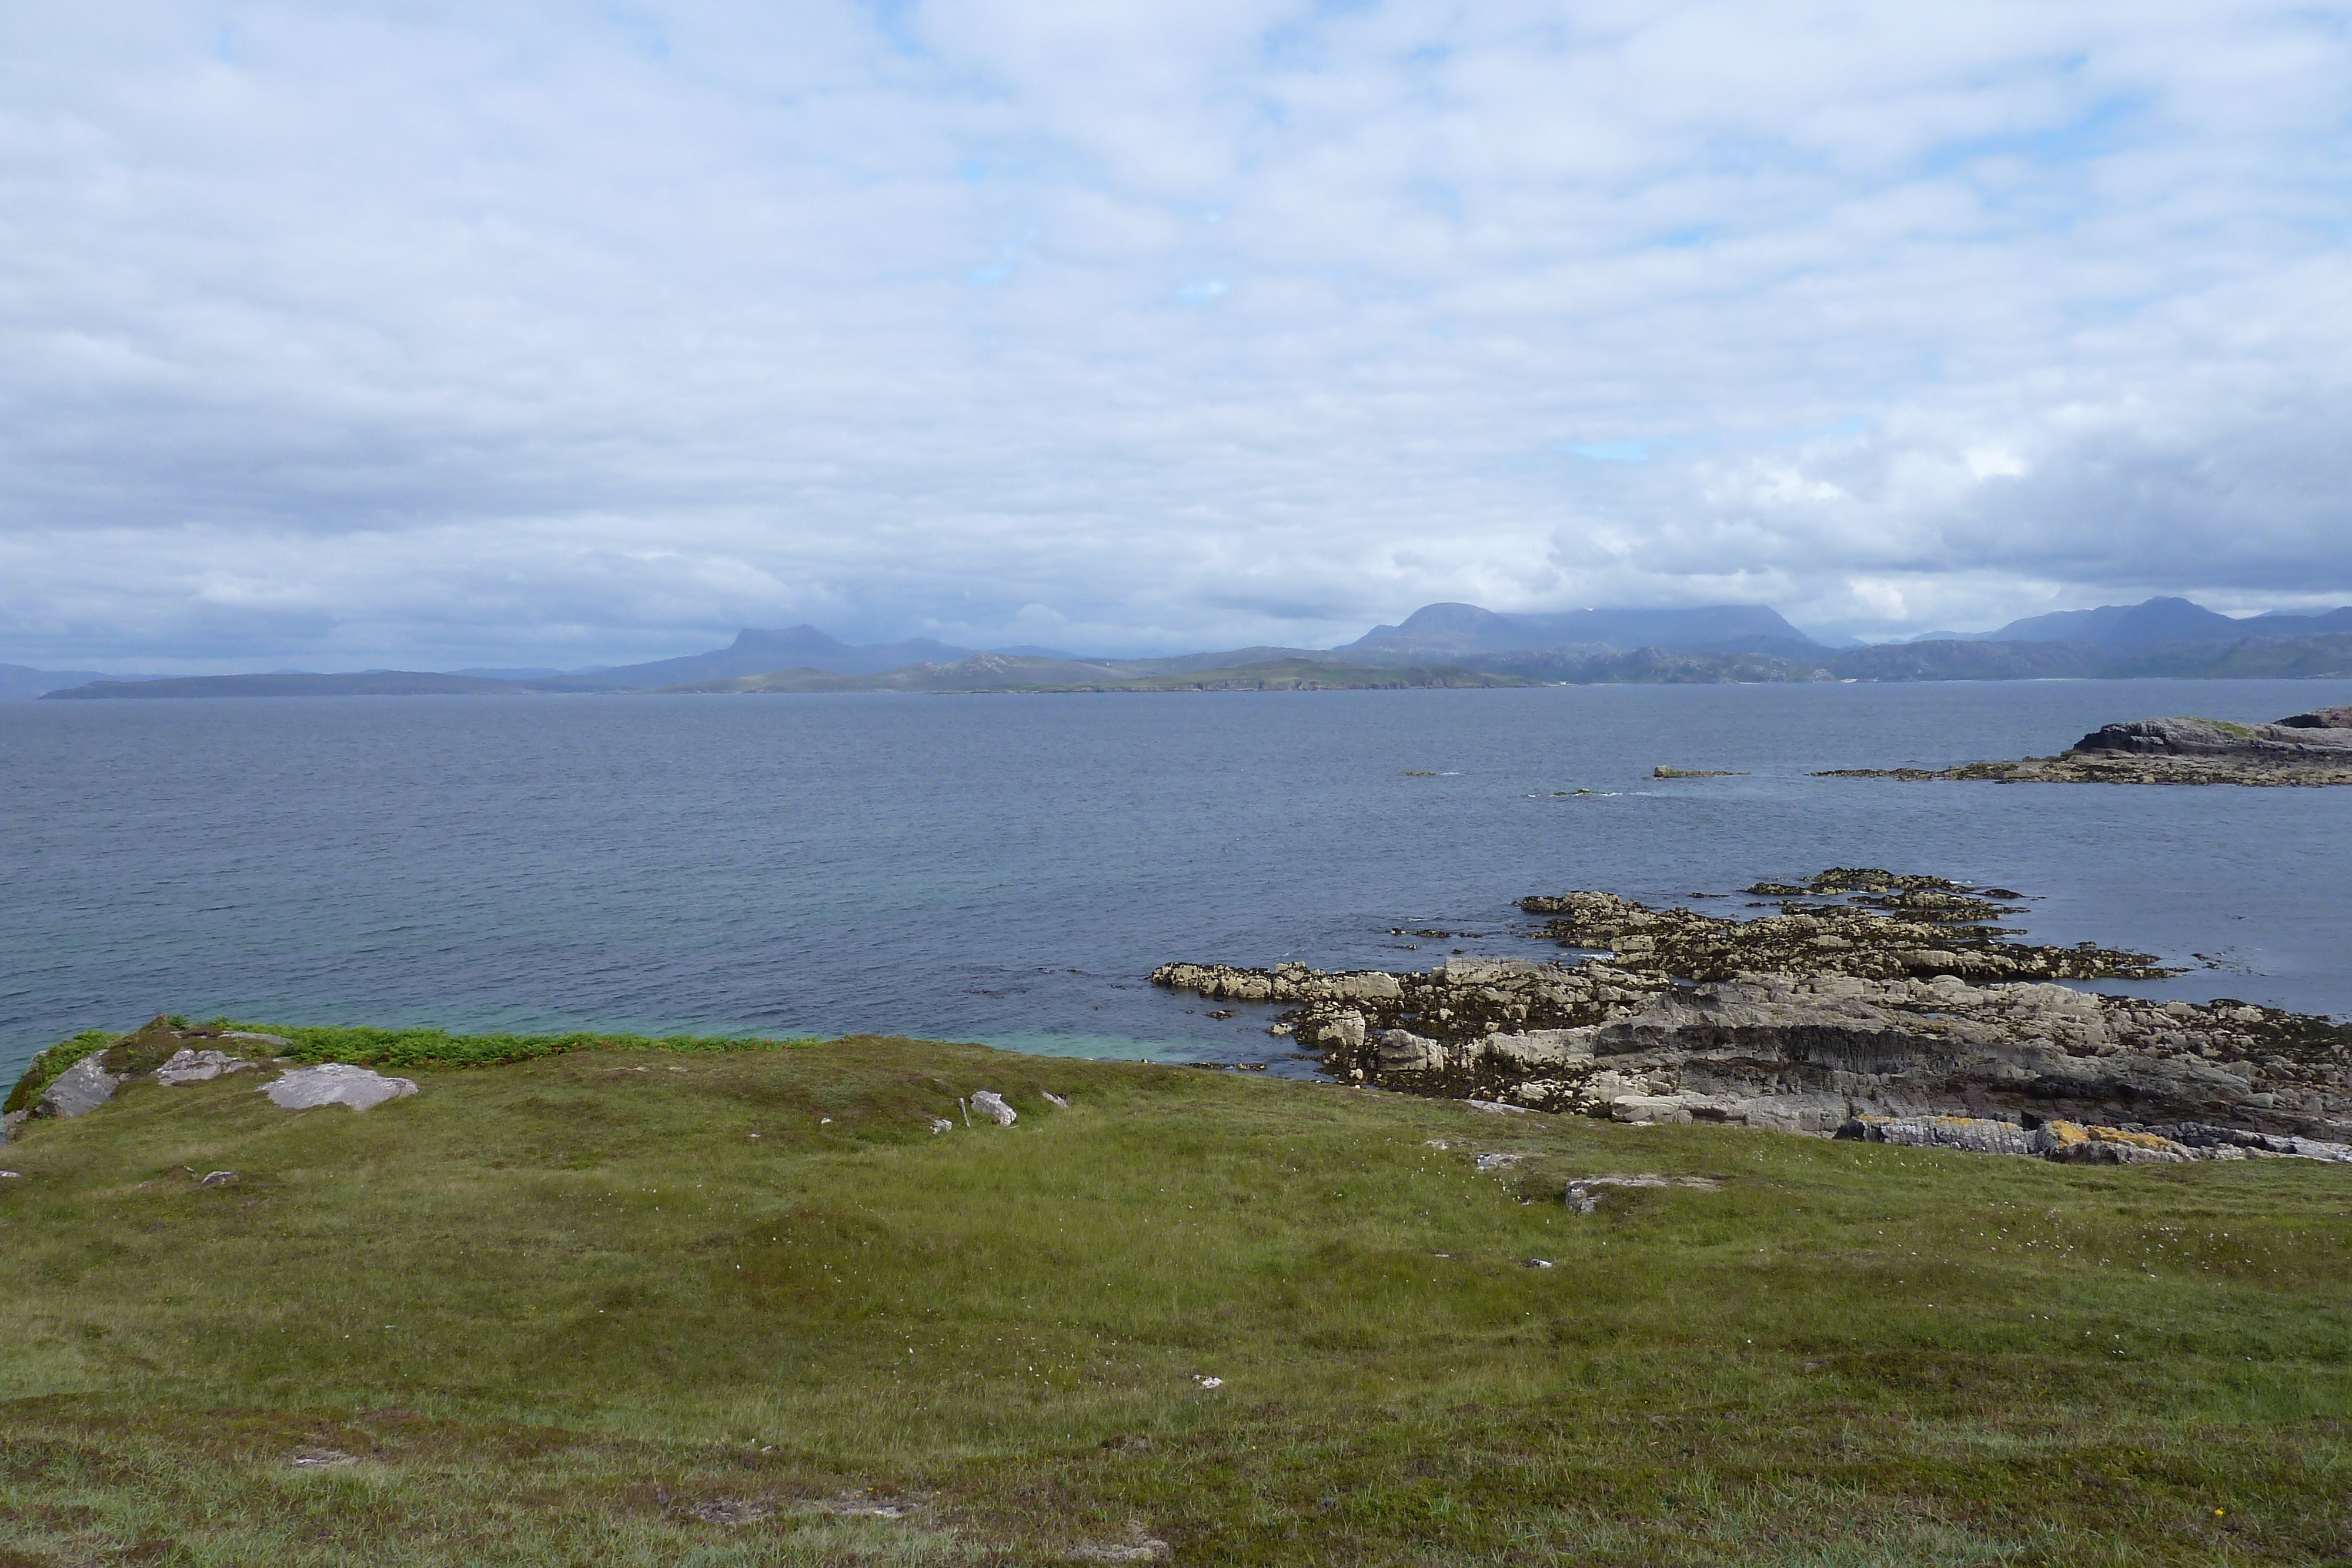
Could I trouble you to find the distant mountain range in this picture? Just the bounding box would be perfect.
[1904,597,2352,647]
[1,662,131,700]
[530,626,991,688]
[1338,602,1820,658]
[20,595,2352,697]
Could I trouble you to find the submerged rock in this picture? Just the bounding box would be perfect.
[260,1062,419,1112]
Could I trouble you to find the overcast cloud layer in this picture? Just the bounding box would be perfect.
[4,1,2350,670]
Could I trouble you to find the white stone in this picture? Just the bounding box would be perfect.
[1372,1028,1445,1072]
[38,1055,121,1118]
[1315,1011,1367,1051]
[969,1089,1017,1126]
[156,1048,256,1086]
[1478,1029,1593,1068]
[260,1063,419,1112]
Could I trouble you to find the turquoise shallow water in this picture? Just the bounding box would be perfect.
[4,677,2348,1082]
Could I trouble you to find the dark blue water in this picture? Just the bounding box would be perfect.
[5,678,2348,1084]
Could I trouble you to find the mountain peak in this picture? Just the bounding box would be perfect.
[1341,603,1818,657]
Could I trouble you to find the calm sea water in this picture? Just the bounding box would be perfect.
[5,678,2349,1085]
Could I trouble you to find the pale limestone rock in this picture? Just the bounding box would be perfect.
[1373,1028,1445,1072]
[37,1055,121,1119]
[260,1063,417,1112]
[1316,1011,1367,1051]
[1850,1115,2036,1155]
[156,1048,256,1086]
[1477,1029,1591,1069]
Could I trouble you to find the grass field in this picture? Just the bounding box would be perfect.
[2,1031,2348,1565]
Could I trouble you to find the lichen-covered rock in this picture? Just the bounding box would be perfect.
[1846,1115,2038,1155]
[260,1063,418,1112]
[36,1055,122,1119]
[1156,868,2352,1160]
[2034,1121,2196,1164]
[155,1049,256,1086]
[969,1089,1017,1126]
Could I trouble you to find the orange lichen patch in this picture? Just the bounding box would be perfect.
[2084,1126,2187,1152]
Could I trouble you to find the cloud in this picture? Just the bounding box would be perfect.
[1,0,2347,668]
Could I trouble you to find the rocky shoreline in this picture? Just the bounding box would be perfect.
[1819,704,2352,786]
[1152,868,2352,1164]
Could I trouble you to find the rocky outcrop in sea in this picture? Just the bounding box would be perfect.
[1818,705,2352,785]
[1152,869,2352,1162]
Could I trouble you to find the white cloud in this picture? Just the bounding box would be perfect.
[1,0,2348,668]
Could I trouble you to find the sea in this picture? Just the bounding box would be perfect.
[5,677,2349,1086]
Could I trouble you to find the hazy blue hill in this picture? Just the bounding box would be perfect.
[0,663,120,700]
[1914,596,2352,646]
[1830,634,2352,681]
[1985,596,2246,644]
[2250,606,2352,634]
[1338,601,1820,657]
[662,654,1532,693]
[528,626,981,688]
[1107,645,1328,675]
[658,653,1133,693]
[41,671,532,699]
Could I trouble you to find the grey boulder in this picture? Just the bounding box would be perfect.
[969,1089,1017,1126]
[37,1055,123,1119]
[260,1062,418,1112]
[156,1049,257,1086]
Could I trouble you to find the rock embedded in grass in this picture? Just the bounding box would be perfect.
[686,1497,774,1524]
[260,1062,419,1112]
[970,1089,1017,1126]
[155,1048,257,1086]
[35,1054,122,1119]
[1564,1175,1722,1213]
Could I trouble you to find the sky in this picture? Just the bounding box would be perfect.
[3,1,2350,671]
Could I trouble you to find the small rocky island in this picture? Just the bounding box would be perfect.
[1819,704,2352,785]
[1154,868,2352,1163]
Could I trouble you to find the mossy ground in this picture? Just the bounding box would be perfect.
[1,1032,2347,1565]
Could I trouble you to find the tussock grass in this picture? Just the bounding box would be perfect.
[1,1032,2347,1564]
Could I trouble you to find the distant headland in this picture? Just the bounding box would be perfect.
[17,593,2352,698]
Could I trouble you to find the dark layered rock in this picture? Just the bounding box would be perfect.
[1152,871,2352,1159]
[1818,707,2352,785]
[2073,717,2352,757]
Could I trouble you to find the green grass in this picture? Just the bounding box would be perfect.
[2,1031,2348,1565]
